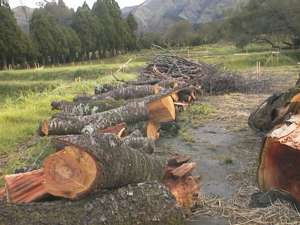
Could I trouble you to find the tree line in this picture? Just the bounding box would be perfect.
[0,0,138,69]
[140,0,300,50]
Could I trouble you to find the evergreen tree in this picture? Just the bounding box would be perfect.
[72,2,102,59]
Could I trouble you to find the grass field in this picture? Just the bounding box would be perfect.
[0,43,299,184]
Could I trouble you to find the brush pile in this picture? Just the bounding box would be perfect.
[140,54,270,94]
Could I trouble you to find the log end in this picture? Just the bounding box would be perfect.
[259,137,300,202]
[148,96,176,123]
[147,121,160,141]
[39,120,49,136]
[43,146,100,199]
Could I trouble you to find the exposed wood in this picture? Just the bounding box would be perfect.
[164,176,200,209]
[47,133,200,207]
[126,121,160,141]
[40,96,175,136]
[170,162,196,177]
[51,99,125,116]
[44,133,167,199]
[4,169,48,204]
[258,115,300,202]
[148,96,176,123]
[0,182,186,225]
[98,122,126,135]
[43,146,99,199]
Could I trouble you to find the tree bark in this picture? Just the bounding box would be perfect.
[91,85,162,101]
[40,101,150,136]
[40,96,175,136]
[45,133,166,199]
[249,87,300,132]
[0,182,186,225]
[51,99,125,116]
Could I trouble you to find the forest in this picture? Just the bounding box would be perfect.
[0,0,138,68]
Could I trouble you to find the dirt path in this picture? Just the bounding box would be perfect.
[157,72,299,225]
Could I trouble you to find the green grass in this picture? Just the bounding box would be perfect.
[0,72,137,184]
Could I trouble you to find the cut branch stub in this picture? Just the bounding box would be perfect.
[258,115,300,202]
[43,146,99,199]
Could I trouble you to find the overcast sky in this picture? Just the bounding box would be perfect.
[9,0,145,9]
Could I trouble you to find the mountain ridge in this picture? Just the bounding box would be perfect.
[122,0,247,33]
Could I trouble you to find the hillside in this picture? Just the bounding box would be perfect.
[123,0,247,33]
[12,6,34,33]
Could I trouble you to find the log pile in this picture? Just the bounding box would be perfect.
[0,55,204,225]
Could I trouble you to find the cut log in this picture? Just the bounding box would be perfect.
[4,169,48,204]
[43,146,99,199]
[46,133,200,207]
[43,133,166,199]
[0,182,186,225]
[258,115,300,202]
[40,96,175,136]
[51,99,125,116]
[91,85,162,101]
[249,87,300,132]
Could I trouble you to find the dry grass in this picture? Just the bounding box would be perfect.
[192,185,300,225]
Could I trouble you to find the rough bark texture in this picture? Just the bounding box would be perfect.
[122,130,156,154]
[249,88,300,132]
[40,101,150,136]
[51,99,125,116]
[53,133,166,190]
[0,182,186,225]
[91,85,161,101]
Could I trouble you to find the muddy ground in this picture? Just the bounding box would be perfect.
[157,72,299,225]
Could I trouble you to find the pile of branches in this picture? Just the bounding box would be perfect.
[140,55,271,95]
[0,62,200,225]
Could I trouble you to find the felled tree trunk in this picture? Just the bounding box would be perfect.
[51,99,125,116]
[42,133,200,207]
[43,133,167,199]
[0,182,186,225]
[40,96,175,136]
[249,87,300,132]
[87,85,162,101]
[258,115,300,203]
